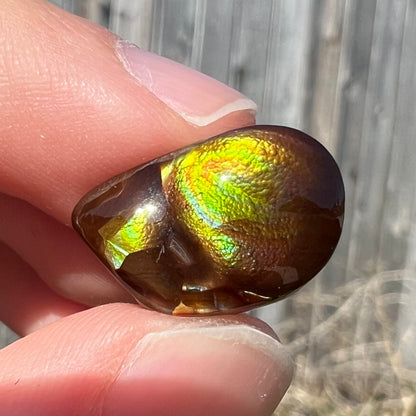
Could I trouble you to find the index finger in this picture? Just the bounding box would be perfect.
[0,0,256,225]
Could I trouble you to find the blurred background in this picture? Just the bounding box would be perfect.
[2,0,416,414]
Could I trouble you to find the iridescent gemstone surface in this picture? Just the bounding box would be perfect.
[72,126,345,315]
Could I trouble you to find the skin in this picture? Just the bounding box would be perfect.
[0,1,293,415]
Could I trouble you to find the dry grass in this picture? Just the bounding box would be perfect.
[274,270,416,415]
[1,270,415,415]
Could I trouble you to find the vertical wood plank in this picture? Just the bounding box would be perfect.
[346,0,407,277]
[150,0,197,65]
[3,2,415,412]
[259,1,313,127]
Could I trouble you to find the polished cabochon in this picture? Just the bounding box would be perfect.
[72,126,345,315]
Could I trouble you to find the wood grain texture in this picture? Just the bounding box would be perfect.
[3,0,415,412]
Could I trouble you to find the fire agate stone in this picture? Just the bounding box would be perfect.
[72,126,345,315]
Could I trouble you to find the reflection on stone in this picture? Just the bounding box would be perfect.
[72,126,345,315]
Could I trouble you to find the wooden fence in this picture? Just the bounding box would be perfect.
[2,0,415,413]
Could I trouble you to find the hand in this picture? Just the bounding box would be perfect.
[0,1,293,414]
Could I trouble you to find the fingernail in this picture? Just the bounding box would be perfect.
[115,39,257,126]
[110,325,293,416]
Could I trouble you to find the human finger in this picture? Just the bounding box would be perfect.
[0,304,293,416]
[0,193,134,317]
[0,242,85,335]
[0,0,256,226]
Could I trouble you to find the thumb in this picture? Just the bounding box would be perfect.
[0,304,293,416]
[0,0,256,225]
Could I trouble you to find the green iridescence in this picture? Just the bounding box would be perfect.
[161,135,295,268]
[99,204,161,269]
[98,134,298,271]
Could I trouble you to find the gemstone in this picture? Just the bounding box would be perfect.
[72,126,344,315]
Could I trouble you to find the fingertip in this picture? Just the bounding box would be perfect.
[0,0,256,225]
[0,304,291,416]
[108,325,292,416]
[116,39,257,127]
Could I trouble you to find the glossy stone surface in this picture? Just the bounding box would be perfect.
[72,126,344,315]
